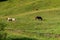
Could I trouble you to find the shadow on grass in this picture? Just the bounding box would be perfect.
[0,0,7,2]
[11,37,37,40]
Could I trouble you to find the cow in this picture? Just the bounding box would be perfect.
[7,18,16,21]
[35,16,43,20]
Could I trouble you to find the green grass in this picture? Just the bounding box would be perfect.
[0,0,60,40]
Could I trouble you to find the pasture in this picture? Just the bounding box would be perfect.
[0,0,60,40]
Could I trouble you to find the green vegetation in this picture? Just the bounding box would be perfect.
[0,0,60,40]
[0,22,7,40]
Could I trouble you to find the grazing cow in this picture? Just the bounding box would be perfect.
[7,18,16,21]
[35,16,43,20]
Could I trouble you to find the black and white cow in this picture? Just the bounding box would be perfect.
[7,18,16,21]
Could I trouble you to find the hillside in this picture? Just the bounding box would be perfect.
[0,0,60,40]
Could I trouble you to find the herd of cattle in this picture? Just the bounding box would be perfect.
[7,16,43,22]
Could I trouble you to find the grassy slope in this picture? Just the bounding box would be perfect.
[0,0,60,40]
